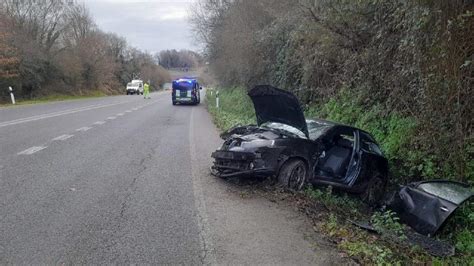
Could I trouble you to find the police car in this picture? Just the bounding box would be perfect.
[171,78,202,105]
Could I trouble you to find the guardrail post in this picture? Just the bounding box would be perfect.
[9,87,15,104]
[216,90,219,109]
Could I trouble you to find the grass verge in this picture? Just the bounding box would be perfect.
[205,87,473,265]
[0,90,108,107]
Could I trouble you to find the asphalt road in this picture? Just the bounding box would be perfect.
[0,91,346,264]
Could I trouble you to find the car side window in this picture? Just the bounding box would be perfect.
[360,132,382,155]
[361,140,382,155]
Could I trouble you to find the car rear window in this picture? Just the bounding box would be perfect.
[174,82,193,90]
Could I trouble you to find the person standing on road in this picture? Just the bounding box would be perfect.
[143,82,150,99]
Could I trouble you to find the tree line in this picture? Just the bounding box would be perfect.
[191,0,473,183]
[0,0,170,101]
[158,49,202,69]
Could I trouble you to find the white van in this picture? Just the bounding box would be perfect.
[126,80,144,95]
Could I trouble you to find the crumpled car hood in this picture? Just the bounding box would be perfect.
[248,85,309,138]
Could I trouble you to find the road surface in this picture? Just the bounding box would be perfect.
[0,91,345,264]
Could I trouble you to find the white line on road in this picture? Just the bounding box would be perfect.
[52,134,74,141]
[107,116,116,120]
[117,113,125,116]
[18,146,47,155]
[0,101,130,128]
[125,110,132,113]
[93,121,106,125]
[76,126,92,132]
[132,108,139,111]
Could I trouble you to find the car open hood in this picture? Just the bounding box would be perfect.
[248,85,309,138]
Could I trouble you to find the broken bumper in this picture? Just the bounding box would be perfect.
[211,150,278,178]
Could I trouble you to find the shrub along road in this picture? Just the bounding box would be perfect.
[0,91,347,264]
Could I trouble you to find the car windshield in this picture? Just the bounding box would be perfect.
[417,182,473,204]
[306,120,332,140]
[261,122,306,139]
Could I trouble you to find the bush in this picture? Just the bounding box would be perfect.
[307,88,474,183]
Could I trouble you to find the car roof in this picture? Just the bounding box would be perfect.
[307,118,375,139]
[307,118,353,130]
[173,78,197,83]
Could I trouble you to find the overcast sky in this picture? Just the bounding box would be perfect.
[83,0,200,54]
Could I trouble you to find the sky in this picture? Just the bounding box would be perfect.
[83,0,200,54]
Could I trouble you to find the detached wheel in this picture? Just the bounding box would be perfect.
[361,175,386,207]
[278,159,307,191]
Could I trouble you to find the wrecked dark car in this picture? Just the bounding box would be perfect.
[211,85,389,204]
[388,180,473,236]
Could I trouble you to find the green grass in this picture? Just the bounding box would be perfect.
[206,87,255,131]
[0,90,108,107]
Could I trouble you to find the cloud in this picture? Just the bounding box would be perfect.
[83,0,200,52]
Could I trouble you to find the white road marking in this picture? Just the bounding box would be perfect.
[125,110,132,113]
[117,113,125,116]
[52,134,74,141]
[0,101,130,128]
[76,126,92,132]
[93,121,106,125]
[18,146,47,155]
[132,108,139,111]
[107,116,116,120]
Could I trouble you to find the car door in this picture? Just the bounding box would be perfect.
[389,181,473,236]
[312,127,358,185]
[343,130,362,186]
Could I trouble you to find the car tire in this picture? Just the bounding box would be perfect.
[278,159,307,191]
[360,175,386,207]
[172,101,176,105]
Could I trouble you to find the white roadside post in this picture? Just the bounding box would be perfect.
[9,87,15,105]
[216,90,219,109]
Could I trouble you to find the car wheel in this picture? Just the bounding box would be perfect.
[278,159,307,191]
[361,175,386,207]
[172,101,176,105]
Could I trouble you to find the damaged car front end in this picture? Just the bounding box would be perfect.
[211,126,285,178]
